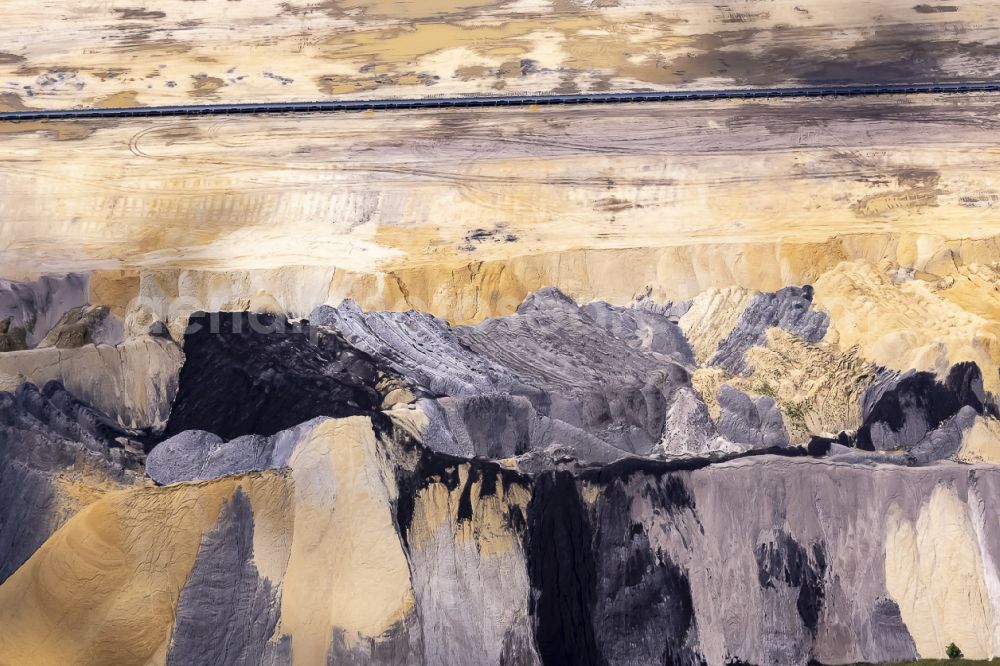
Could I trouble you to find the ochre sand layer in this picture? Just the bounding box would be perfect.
[75,234,1000,397]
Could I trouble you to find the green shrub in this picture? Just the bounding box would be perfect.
[945,642,963,659]
[755,380,776,398]
[780,401,804,421]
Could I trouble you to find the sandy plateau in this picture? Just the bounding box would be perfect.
[2,94,1000,276]
[0,0,999,109]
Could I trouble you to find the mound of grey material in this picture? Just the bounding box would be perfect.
[453,289,766,457]
[0,273,88,348]
[709,285,829,375]
[312,288,710,463]
[451,288,693,455]
[716,384,790,449]
[147,418,322,485]
[311,300,531,398]
[0,381,144,581]
[165,489,285,666]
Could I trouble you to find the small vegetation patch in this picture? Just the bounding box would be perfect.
[753,379,776,398]
[781,401,804,422]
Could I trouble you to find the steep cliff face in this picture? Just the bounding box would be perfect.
[4,265,1000,665]
[0,338,182,430]
[84,232,1000,327]
[579,458,1000,665]
[5,408,1000,665]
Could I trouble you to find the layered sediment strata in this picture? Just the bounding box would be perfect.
[0,338,182,430]
[4,251,1000,663]
[6,20,1000,663]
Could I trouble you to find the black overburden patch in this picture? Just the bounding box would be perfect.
[164,312,394,440]
[456,466,479,522]
[591,481,705,666]
[806,436,835,457]
[855,361,994,451]
[378,409,531,548]
[755,531,828,634]
[645,475,696,514]
[527,471,603,666]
